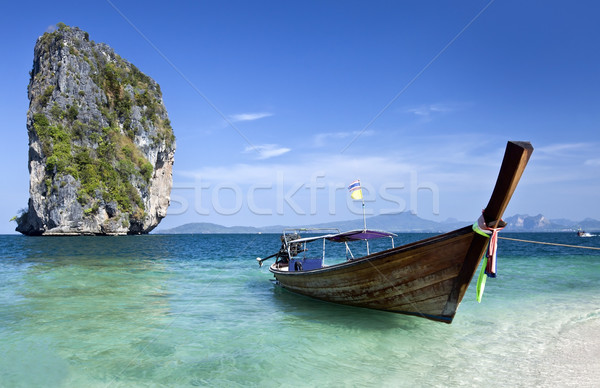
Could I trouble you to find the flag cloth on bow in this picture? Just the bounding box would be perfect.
[473,213,505,303]
[348,180,363,200]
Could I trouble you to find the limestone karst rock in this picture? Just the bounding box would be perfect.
[16,23,175,235]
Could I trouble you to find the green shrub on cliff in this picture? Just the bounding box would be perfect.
[33,108,149,215]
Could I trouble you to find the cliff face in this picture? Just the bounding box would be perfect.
[16,24,175,235]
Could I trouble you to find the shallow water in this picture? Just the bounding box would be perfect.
[1,233,599,387]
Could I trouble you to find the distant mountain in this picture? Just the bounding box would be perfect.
[503,214,600,232]
[579,218,600,230]
[159,222,262,234]
[157,212,469,234]
[156,212,600,234]
[302,212,467,233]
[503,214,562,231]
[550,218,576,227]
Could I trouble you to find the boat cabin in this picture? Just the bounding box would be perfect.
[275,228,397,272]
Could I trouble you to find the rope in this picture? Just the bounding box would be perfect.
[473,214,504,277]
[498,236,600,251]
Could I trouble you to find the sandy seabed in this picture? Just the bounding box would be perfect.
[536,318,600,387]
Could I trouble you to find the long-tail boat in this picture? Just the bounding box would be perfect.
[257,141,533,323]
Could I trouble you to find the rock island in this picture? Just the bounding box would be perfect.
[16,23,176,235]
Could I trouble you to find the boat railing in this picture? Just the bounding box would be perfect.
[281,228,398,271]
[282,228,341,238]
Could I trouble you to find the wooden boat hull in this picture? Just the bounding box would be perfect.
[270,225,488,323]
[268,141,534,323]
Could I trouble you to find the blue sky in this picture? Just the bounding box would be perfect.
[1,1,599,234]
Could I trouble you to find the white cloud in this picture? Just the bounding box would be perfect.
[536,142,590,155]
[229,112,273,122]
[244,144,291,160]
[405,103,455,117]
[173,138,535,222]
[522,142,600,185]
[175,136,537,199]
[313,130,374,147]
[534,143,597,165]
[178,153,420,187]
[178,135,503,186]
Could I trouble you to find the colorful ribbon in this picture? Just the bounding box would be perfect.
[473,212,505,302]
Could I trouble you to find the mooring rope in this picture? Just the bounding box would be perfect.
[498,236,600,251]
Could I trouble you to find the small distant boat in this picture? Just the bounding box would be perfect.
[257,141,533,323]
[577,229,593,237]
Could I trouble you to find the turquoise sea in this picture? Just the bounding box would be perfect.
[1,232,599,387]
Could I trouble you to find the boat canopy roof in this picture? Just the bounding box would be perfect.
[326,229,396,242]
[282,228,396,245]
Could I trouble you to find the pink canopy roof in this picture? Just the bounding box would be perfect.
[326,229,396,242]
